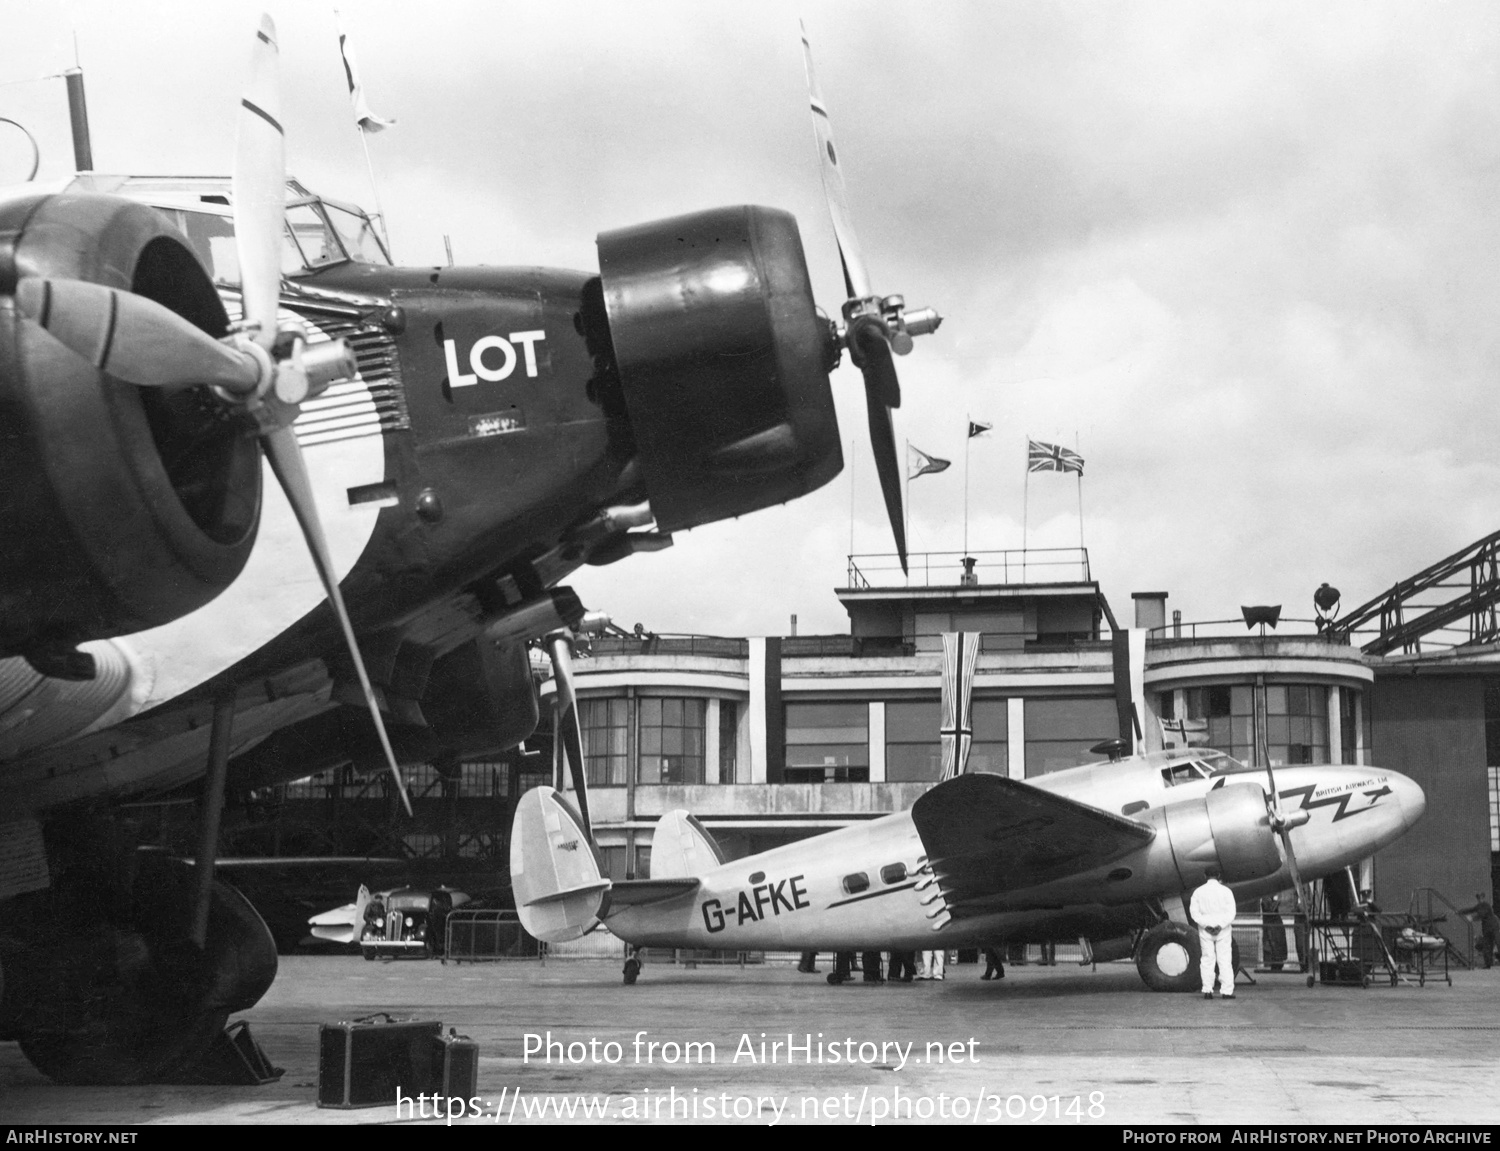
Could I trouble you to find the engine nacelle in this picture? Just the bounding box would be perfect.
[1147,782,1284,888]
[596,205,842,533]
[0,193,260,661]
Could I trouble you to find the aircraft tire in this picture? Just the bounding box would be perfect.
[623,958,641,985]
[6,856,276,1085]
[1136,922,1201,992]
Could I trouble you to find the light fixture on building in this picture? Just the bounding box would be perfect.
[1313,583,1341,636]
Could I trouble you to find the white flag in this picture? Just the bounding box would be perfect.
[337,18,395,133]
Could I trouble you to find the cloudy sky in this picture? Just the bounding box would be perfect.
[5,1,1500,640]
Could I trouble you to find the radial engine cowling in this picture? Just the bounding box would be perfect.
[0,193,261,661]
[596,205,842,534]
[1148,782,1284,888]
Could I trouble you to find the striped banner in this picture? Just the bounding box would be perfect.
[939,631,980,780]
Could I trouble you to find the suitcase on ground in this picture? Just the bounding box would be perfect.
[433,1029,479,1098]
[318,1013,443,1108]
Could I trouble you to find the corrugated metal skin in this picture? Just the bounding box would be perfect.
[0,640,133,760]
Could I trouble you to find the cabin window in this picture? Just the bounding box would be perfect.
[880,863,907,884]
[842,872,870,895]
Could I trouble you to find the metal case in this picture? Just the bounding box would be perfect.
[317,1014,443,1108]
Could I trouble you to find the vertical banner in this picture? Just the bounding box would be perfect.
[1111,627,1146,753]
[939,631,980,779]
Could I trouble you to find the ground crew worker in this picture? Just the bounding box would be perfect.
[1459,895,1500,969]
[1190,865,1238,1000]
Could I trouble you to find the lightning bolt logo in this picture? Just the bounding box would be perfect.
[1279,784,1393,823]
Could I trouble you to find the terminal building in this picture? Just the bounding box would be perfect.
[546,543,1498,941]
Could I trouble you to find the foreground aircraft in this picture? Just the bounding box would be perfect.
[0,18,937,1082]
[513,747,1426,991]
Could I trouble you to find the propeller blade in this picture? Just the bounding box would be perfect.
[800,20,871,301]
[14,276,261,393]
[1261,746,1312,919]
[260,423,411,817]
[233,13,286,351]
[864,379,908,576]
[545,632,592,841]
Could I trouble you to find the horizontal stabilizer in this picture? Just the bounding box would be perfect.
[649,810,726,879]
[911,773,1155,913]
[522,880,612,908]
[603,877,701,914]
[510,787,609,942]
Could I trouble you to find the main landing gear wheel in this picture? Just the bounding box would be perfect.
[1137,922,1200,992]
[1136,923,1241,993]
[5,856,277,1085]
[623,957,641,985]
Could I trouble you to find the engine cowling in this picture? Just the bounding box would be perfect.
[595,205,842,533]
[1149,782,1284,887]
[0,193,260,661]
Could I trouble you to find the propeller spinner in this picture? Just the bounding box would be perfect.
[801,23,942,574]
[12,15,412,816]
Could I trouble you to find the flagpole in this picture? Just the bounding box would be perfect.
[963,415,972,557]
[356,128,393,260]
[904,438,911,573]
[1075,431,1085,553]
[848,433,857,563]
[1022,435,1030,581]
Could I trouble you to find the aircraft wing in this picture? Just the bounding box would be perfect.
[910,773,1155,914]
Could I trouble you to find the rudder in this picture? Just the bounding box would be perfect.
[650,810,726,879]
[510,787,610,942]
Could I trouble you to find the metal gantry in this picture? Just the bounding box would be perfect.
[1331,528,1500,655]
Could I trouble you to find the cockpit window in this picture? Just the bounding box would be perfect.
[1160,758,1227,786]
[284,202,347,272]
[323,201,390,264]
[1196,750,1251,776]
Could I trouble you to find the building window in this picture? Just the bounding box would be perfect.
[785,701,869,782]
[1265,684,1328,765]
[580,697,629,786]
[638,697,706,784]
[1183,685,1255,763]
[1024,697,1117,777]
[599,845,629,882]
[970,699,1008,775]
[886,699,940,782]
[886,698,1008,782]
[1339,688,1367,764]
[719,700,739,784]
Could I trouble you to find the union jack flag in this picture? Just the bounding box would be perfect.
[1027,439,1085,475]
[939,632,980,780]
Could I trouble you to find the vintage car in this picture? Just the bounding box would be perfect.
[309,885,469,959]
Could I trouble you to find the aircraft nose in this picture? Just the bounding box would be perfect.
[1389,770,1426,831]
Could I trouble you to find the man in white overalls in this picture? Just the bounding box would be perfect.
[1189,866,1238,1000]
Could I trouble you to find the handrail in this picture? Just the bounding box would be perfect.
[1408,887,1475,966]
[846,547,1092,589]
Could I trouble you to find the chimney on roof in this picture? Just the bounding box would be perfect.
[1132,591,1168,631]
